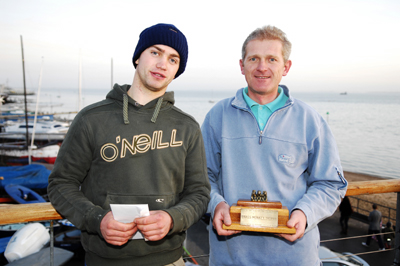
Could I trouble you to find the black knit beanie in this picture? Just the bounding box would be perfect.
[132,23,188,79]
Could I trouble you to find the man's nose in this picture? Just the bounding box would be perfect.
[156,57,167,70]
[257,60,268,71]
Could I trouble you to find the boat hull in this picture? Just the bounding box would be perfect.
[0,144,59,165]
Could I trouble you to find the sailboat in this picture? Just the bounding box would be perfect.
[0,37,69,166]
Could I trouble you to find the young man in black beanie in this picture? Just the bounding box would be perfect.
[48,23,210,266]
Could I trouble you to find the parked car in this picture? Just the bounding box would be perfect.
[319,246,370,266]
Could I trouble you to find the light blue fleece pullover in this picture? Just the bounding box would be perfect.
[201,86,347,266]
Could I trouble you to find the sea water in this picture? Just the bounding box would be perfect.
[34,87,400,179]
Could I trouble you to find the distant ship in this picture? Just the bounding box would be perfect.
[340,92,347,95]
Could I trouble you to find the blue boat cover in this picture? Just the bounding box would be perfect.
[0,236,12,253]
[0,165,50,189]
[5,184,46,203]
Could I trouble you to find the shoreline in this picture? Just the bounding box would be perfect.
[343,171,389,182]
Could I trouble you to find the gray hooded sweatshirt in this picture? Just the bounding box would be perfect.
[48,84,210,266]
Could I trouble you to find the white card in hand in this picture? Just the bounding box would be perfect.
[110,204,150,240]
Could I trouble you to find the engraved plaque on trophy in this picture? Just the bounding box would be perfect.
[222,190,296,234]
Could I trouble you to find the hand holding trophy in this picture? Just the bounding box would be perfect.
[222,190,296,234]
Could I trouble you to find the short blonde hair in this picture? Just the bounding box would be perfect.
[241,25,292,62]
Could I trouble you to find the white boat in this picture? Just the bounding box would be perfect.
[0,120,68,165]
[0,144,60,165]
[0,120,69,141]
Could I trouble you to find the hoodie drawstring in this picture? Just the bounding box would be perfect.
[123,94,129,124]
[122,94,163,124]
[151,97,163,123]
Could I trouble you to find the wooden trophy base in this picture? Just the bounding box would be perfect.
[222,199,296,234]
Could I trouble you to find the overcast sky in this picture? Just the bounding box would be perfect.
[1,0,399,93]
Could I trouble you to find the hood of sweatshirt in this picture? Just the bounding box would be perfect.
[106,84,175,125]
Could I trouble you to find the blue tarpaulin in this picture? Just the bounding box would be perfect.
[0,236,12,253]
[0,165,50,189]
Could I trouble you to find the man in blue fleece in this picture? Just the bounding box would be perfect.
[201,25,348,265]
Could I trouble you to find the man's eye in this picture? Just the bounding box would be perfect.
[250,58,257,62]
[270,58,276,62]
[170,58,179,64]
[151,51,159,56]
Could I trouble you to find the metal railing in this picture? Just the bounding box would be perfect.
[350,196,396,225]
[1,179,400,265]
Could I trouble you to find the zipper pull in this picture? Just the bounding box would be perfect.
[259,131,262,144]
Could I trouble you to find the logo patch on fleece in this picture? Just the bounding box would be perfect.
[278,154,294,165]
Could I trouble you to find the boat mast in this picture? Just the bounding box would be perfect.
[29,57,44,164]
[20,35,29,148]
[78,50,82,111]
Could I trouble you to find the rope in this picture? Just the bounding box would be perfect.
[321,231,394,243]
[181,246,396,263]
[182,246,199,265]
[181,231,396,263]
[181,247,397,263]
[185,254,209,259]
[321,247,395,260]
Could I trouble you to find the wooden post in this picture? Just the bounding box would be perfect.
[394,192,400,265]
[50,220,54,266]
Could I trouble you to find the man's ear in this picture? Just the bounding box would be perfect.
[239,59,245,75]
[283,60,292,76]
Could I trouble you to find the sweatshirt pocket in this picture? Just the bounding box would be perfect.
[104,193,178,211]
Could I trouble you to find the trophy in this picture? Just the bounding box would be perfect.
[222,190,296,234]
